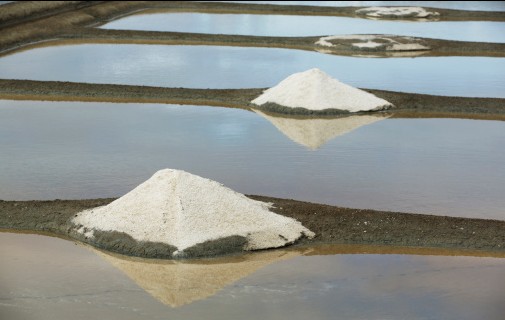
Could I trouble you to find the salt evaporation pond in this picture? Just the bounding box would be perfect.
[1,100,504,221]
[0,45,504,98]
[1,232,504,320]
[225,1,505,11]
[101,12,505,43]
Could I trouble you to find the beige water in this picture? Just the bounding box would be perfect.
[1,232,504,320]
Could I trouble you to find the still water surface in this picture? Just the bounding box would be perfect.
[1,232,504,320]
[223,1,505,11]
[0,45,504,98]
[1,100,504,220]
[101,12,505,43]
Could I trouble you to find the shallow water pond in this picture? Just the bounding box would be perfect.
[1,232,504,320]
[101,12,505,43]
[1,100,504,220]
[224,1,505,11]
[0,45,504,98]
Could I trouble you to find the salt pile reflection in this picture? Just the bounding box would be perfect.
[95,249,303,307]
[254,110,389,149]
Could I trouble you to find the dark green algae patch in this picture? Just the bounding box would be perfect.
[1,197,504,259]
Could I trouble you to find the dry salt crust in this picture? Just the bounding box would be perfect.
[251,68,393,112]
[316,35,430,52]
[356,7,440,18]
[73,169,314,255]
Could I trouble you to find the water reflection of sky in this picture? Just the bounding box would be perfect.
[1,232,504,320]
[1,101,504,220]
[101,12,505,43]
[220,1,505,11]
[1,45,504,97]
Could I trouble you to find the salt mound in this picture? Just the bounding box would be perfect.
[251,68,392,113]
[356,7,440,18]
[72,169,314,256]
[316,35,430,52]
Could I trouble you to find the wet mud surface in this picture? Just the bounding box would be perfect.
[1,196,503,259]
[1,2,504,259]
[1,1,505,57]
[1,79,504,119]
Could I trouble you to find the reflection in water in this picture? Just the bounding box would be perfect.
[95,249,302,307]
[253,110,389,149]
[1,101,505,220]
[1,45,505,97]
[2,232,505,320]
[100,12,505,43]
[95,243,505,308]
[220,1,505,11]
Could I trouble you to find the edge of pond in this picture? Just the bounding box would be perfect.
[1,79,505,120]
[1,2,505,58]
[1,196,503,259]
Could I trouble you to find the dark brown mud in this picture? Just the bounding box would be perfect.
[1,1,505,57]
[1,79,504,119]
[1,197,503,259]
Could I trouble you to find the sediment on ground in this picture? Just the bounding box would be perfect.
[44,29,505,58]
[1,79,505,120]
[112,2,505,22]
[0,196,504,259]
[4,22,505,59]
[1,1,505,57]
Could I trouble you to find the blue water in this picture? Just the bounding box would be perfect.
[1,100,504,220]
[101,12,505,43]
[222,1,505,12]
[0,45,504,97]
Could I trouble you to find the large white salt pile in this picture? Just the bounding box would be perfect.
[73,169,314,255]
[251,68,392,112]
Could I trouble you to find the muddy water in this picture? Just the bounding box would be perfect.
[1,232,504,320]
[0,45,504,98]
[101,12,505,43]
[1,100,504,220]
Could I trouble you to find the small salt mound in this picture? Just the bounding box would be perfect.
[73,169,314,255]
[356,7,440,18]
[251,68,392,112]
[315,35,430,52]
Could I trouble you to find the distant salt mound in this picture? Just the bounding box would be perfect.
[251,68,393,113]
[356,7,440,19]
[316,35,430,52]
[73,169,314,256]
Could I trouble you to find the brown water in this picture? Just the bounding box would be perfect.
[1,232,504,320]
[1,100,504,220]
